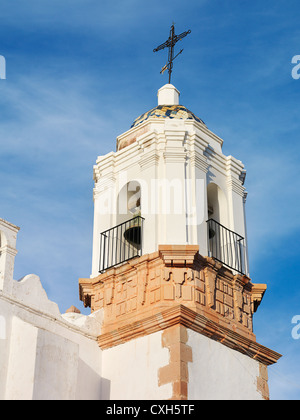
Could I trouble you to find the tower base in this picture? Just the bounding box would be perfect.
[79,245,281,400]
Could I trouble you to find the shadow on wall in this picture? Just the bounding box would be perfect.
[76,358,110,401]
[101,376,111,400]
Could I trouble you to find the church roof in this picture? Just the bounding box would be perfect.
[131,104,206,128]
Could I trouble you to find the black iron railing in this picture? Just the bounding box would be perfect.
[207,219,247,275]
[99,216,144,273]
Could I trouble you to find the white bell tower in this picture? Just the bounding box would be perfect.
[80,84,281,401]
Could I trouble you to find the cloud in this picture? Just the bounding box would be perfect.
[0,69,119,310]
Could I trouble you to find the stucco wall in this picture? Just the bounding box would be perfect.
[0,274,103,400]
[187,328,263,400]
[101,331,172,400]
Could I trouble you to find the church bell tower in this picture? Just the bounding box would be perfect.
[79,83,281,400]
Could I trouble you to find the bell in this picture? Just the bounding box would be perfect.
[209,227,215,239]
[124,216,142,248]
[124,225,141,248]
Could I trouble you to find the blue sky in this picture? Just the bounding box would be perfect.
[1,0,300,400]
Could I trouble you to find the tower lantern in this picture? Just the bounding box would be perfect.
[89,83,250,279]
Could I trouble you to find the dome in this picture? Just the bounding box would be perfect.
[131,104,206,128]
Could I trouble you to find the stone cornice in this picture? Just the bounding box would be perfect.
[0,219,20,232]
[97,304,281,366]
[163,150,187,164]
[251,284,267,312]
[139,150,160,170]
[189,151,209,173]
[204,146,229,177]
[225,155,245,176]
[116,117,224,151]
[159,245,199,266]
[184,120,224,149]
[79,246,280,364]
[226,177,246,197]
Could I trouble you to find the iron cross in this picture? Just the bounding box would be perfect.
[153,24,191,84]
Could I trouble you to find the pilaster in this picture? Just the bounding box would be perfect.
[0,219,20,295]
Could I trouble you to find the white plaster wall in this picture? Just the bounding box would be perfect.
[187,329,263,400]
[5,316,38,400]
[0,305,12,399]
[33,328,80,400]
[101,331,172,400]
[0,274,103,400]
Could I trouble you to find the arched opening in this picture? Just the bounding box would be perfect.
[117,180,141,225]
[207,183,228,227]
[99,181,143,272]
[207,183,228,261]
[207,183,245,274]
[117,180,142,248]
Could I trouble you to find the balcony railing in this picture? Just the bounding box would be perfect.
[99,216,144,273]
[207,219,247,275]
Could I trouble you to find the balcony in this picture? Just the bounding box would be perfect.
[99,216,247,275]
[99,216,145,273]
[207,219,248,275]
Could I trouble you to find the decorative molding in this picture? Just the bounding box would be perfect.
[0,245,18,257]
[139,151,160,170]
[226,177,245,197]
[251,284,267,313]
[204,146,229,177]
[189,151,209,173]
[225,155,245,177]
[97,304,281,367]
[0,219,20,233]
[80,246,281,367]
[184,120,224,149]
[159,245,199,266]
[164,129,187,142]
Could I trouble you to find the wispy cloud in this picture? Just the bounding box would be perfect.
[0,0,300,400]
[0,70,120,311]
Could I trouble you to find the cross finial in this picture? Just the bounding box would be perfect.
[153,24,191,84]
